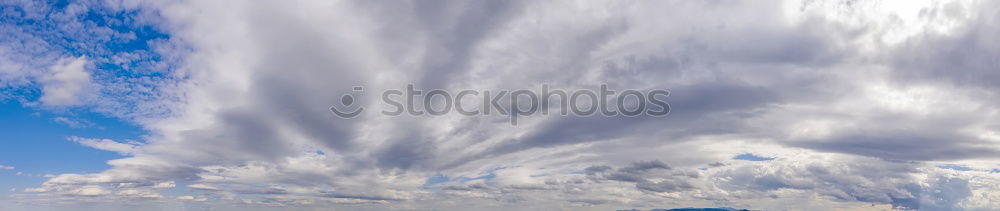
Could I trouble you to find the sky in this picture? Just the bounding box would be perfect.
[1,0,999,210]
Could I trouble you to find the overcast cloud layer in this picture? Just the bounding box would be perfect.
[2,0,1000,210]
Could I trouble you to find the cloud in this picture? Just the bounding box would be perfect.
[714,155,976,210]
[4,0,1000,210]
[67,136,141,155]
[38,56,93,106]
[791,129,1000,161]
[586,160,698,193]
[116,189,162,199]
[888,1,1000,89]
[66,185,110,197]
[0,0,187,120]
[52,117,99,129]
[176,195,208,202]
[151,181,175,189]
[187,184,221,191]
[0,165,13,170]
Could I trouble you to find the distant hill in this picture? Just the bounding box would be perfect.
[619,208,752,211]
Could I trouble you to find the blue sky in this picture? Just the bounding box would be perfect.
[0,100,150,195]
[2,0,1000,210]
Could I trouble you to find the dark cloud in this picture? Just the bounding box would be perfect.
[586,160,697,193]
[790,129,1000,161]
[889,1,1000,89]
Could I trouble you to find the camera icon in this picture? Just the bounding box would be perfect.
[330,86,365,118]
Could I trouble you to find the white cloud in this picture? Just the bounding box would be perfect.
[176,195,209,202]
[0,46,32,89]
[116,189,162,199]
[0,165,13,170]
[51,117,99,129]
[186,184,221,191]
[67,185,110,197]
[67,136,141,155]
[39,56,93,107]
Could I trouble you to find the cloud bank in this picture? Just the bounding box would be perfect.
[2,0,1000,210]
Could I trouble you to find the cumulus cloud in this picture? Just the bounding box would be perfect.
[116,189,162,199]
[3,0,1000,210]
[38,56,93,106]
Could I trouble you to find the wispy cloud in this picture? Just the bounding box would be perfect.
[51,117,100,129]
[67,136,141,155]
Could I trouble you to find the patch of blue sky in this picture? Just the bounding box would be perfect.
[732,153,775,161]
[937,164,973,171]
[422,169,501,188]
[423,174,449,187]
[0,101,147,192]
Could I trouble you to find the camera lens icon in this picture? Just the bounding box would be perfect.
[330,86,365,118]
